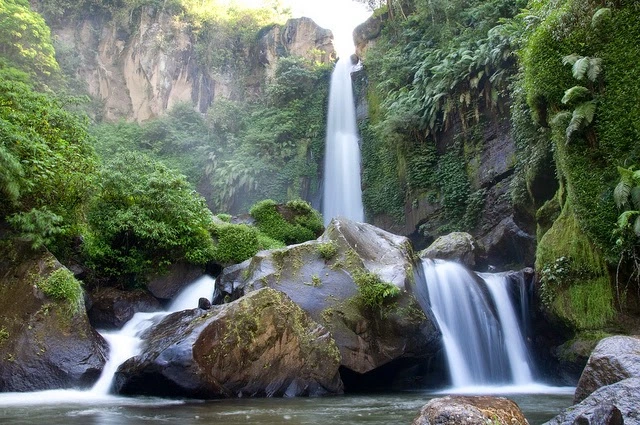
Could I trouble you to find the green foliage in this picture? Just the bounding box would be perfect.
[0,0,59,79]
[0,67,97,247]
[317,241,339,261]
[353,270,401,310]
[38,268,83,316]
[210,223,259,265]
[249,199,323,246]
[85,152,215,282]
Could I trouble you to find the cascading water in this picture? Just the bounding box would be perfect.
[421,259,535,388]
[90,275,216,395]
[322,57,364,225]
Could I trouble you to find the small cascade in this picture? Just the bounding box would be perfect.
[421,260,536,387]
[322,57,364,225]
[90,275,216,395]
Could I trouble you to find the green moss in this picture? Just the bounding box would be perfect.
[37,268,83,317]
[0,327,8,345]
[537,202,614,330]
[211,223,260,264]
[352,271,401,310]
[250,199,323,246]
[317,241,339,260]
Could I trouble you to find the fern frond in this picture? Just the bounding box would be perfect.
[573,57,589,80]
[575,101,596,125]
[562,53,581,66]
[614,180,632,208]
[587,58,603,82]
[591,8,612,28]
[631,187,640,211]
[550,111,571,127]
[634,215,640,237]
[562,86,591,104]
[617,210,638,228]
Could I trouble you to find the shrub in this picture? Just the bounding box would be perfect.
[38,268,83,316]
[249,199,323,245]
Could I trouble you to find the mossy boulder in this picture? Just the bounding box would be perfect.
[113,287,342,398]
[214,218,441,375]
[412,396,528,425]
[419,232,477,267]
[0,237,107,391]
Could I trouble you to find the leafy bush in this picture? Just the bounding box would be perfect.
[38,268,83,316]
[317,241,339,260]
[85,152,215,282]
[249,199,323,245]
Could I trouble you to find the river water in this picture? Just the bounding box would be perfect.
[0,387,573,425]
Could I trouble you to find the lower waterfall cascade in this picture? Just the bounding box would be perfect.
[421,259,536,388]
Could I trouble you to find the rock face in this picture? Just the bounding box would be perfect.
[544,378,639,425]
[412,396,529,425]
[48,9,335,122]
[88,287,162,329]
[214,218,441,375]
[354,13,384,59]
[0,238,107,391]
[574,335,640,403]
[114,288,343,398]
[146,262,204,300]
[419,232,476,267]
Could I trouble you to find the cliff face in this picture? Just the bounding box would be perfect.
[50,9,334,122]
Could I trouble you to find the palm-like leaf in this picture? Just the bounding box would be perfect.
[632,187,640,211]
[562,86,591,104]
[562,53,580,66]
[591,8,611,28]
[572,57,590,80]
[617,210,638,228]
[587,58,602,82]
[614,180,632,208]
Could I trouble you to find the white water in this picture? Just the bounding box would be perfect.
[422,260,536,387]
[322,57,365,225]
[90,275,216,395]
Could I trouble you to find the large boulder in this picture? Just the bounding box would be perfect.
[214,218,440,375]
[419,232,476,267]
[478,215,536,270]
[544,378,640,425]
[114,287,343,398]
[0,238,107,391]
[412,396,529,425]
[574,335,640,403]
[88,287,162,329]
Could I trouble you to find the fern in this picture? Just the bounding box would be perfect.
[587,58,603,82]
[566,101,596,143]
[572,57,590,80]
[591,8,611,28]
[562,53,580,66]
[562,54,602,82]
[0,143,24,204]
[562,86,591,105]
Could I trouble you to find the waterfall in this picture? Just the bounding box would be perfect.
[322,57,364,225]
[90,275,216,395]
[421,260,535,388]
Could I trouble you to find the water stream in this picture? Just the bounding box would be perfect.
[422,260,536,388]
[322,56,364,225]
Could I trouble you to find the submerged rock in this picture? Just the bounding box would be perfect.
[412,395,529,425]
[114,287,343,398]
[88,287,162,329]
[0,238,107,391]
[544,378,639,425]
[419,232,476,267]
[214,218,440,376]
[574,335,640,403]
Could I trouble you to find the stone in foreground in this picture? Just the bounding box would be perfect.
[114,287,343,398]
[412,395,529,425]
[574,335,640,403]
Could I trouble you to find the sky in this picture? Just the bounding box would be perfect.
[289,1,372,56]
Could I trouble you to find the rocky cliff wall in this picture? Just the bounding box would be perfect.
[48,8,334,122]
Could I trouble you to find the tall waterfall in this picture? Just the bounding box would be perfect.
[422,260,535,387]
[90,275,216,395]
[322,57,364,225]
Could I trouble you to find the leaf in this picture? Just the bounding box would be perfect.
[614,180,631,208]
[634,215,640,237]
[617,210,638,228]
[562,86,591,104]
[587,57,602,82]
[562,54,581,66]
[572,57,589,80]
[575,101,596,125]
[591,8,612,28]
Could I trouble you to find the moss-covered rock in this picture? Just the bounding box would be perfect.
[114,287,342,398]
[420,232,477,267]
[0,235,107,391]
[214,218,440,376]
[412,396,528,425]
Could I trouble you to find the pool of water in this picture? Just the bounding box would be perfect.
[0,386,574,425]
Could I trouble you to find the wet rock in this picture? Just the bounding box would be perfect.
[198,297,211,310]
[419,232,476,267]
[478,215,536,270]
[114,288,343,398]
[544,378,640,425]
[574,335,640,403]
[412,395,529,425]
[146,262,204,300]
[0,238,107,391]
[88,287,162,329]
[214,218,440,376]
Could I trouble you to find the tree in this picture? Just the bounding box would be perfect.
[85,152,216,283]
